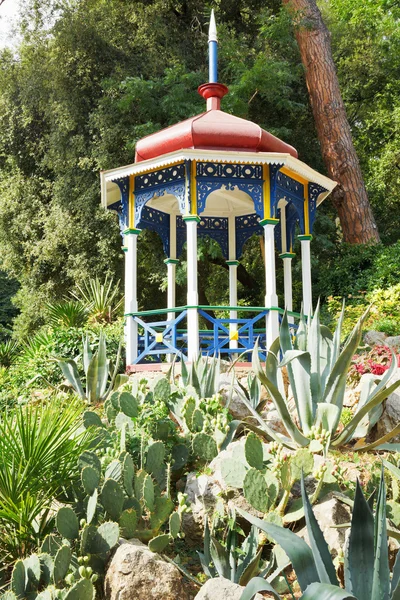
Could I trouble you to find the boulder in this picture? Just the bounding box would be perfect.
[218,374,252,421]
[373,368,400,443]
[386,336,400,351]
[194,577,263,600]
[104,539,189,600]
[181,472,223,546]
[364,330,387,346]
[297,493,351,557]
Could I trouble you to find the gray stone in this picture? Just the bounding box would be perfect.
[104,539,189,600]
[373,367,400,443]
[364,330,387,346]
[386,336,400,350]
[218,374,252,421]
[181,472,223,546]
[194,577,263,600]
[298,494,351,557]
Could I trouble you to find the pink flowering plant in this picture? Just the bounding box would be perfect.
[349,345,400,384]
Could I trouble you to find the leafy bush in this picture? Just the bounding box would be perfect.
[71,275,123,324]
[46,300,88,328]
[0,399,92,563]
[0,340,19,368]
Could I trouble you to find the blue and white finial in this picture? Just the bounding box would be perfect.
[208,10,218,83]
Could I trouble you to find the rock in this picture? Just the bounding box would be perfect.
[364,330,387,346]
[104,539,189,600]
[194,577,263,600]
[373,367,400,443]
[386,336,400,351]
[297,493,351,557]
[218,374,252,421]
[181,472,223,546]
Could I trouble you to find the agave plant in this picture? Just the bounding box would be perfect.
[239,470,399,600]
[71,275,123,323]
[54,332,124,403]
[46,299,88,328]
[179,354,221,398]
[246,303,400,451]
[0,339,19,368]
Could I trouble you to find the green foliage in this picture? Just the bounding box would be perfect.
[239,470,398,599]
[0,399,92,562]
[249,306,400,451]
[71,276,123,324]
[0,340,20,368]
[46,301,88,329]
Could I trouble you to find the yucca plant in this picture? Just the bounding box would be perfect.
[246,303,400,451]
[0,400,93,562]
[239,469,399,599]
[46,300,88,328]
[0,340,20,368]
[179,354,221,398]
[54,331,123,403]
[71,275,123,323]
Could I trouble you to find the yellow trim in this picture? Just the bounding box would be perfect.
[280,166,309,186]
[190,160,197,215]
[230,330,239,341]
[263,164,270,219]
[129,174,135,229]
[156,333,163,343]
[304,184,310,235]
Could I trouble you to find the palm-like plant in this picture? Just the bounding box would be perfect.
[46,300,88,328]
[0,399,92,562]
[0,340,20,368]
[239,470,398,599]
[246,304,400,451]
[71,275,123,323]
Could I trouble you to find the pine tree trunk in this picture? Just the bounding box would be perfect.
[283,0,380,243]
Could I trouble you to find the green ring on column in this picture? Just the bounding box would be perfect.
[122,246,128,253]
[164,258,180,265]
[260,217,279,226]
[298,234,313,241]
[182,215,201,223]
[279,252,296,259]
[226,260,239,266]
[123,228,142,235]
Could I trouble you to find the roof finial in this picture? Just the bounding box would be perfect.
[208,10,218,83]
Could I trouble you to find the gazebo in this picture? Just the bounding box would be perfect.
[100,12,336,367]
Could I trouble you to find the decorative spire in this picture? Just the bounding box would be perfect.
[198,10,228,110]
[208,9,218,83]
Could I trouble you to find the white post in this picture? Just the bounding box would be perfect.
[227,215,238,349]
[261,218,280,348]
[280,252,295,324]
[124,229,140,366]
[165,215,178,322]
[299,235,313,317]
[184,216,200,361]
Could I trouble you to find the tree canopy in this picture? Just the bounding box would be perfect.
[0,0,398,336]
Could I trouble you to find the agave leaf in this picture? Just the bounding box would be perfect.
[313,403,340,438]
[197,520,217,579]
[236,526,259,582]
[96,332,109,398]
[331,299,345,368]
[301,583,356,599]
[53,358,85,398]
[331,378,400,447]
[279,349,313,432]
[350,423,400,452]
[236,507,319,592]
[322,307,369,432]
[253,342,310,447]
[391,541,400,596]
[239,577,282,600]
[300,475,338,585]
[295,307,308,351]
[344,481,374,598]
[83,334,92,377]
[86,352,99,403]
[319,326,334,392]
[371,471,390,600]
[308,300,322,409]
[210,537,231,579]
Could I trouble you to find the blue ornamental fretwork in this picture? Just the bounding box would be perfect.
[235,213,262,258]
[196,161,264,217]
[108,177,129,236]
[137,206,170,256]
[308,183,326,232]
[133,163,186,225]
[176,215,229,258]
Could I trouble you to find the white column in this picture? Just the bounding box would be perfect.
[280,252,295,325]
[299,235,313,317]
[124,229,140,366]
[184,216,199,362]
[261,218,280,348]
[165,215,178,322]
[227,215,238,349]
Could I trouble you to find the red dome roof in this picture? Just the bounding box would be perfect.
[135,83,298,162]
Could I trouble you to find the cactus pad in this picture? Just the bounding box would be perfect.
[78,451,101,475]
[142,474,155,512]
[105,459,122,481]
[39,553,54,586]
[87,488,98,524]
[191,408,204,432]
[148,534,171,553]
[83,411,103,429]
[64,578,95,600]
[122,453,135,496]
[96,522,120,554]
[81,466,100,496]
[245,433,264,470]
[101,479,124,521]
[119,392,138,418]
[119,508,138,539]
[149,496,174,530]
[169,512,181,539]
[192,432,218,462]
[53,546,71,586]
[23,553,41,589]
[41,535,63,556]
[290,449,314,482]
[153,378,171,402]
[145,441,165,478]
[171,444,189,471]
[11,560,25,598]
[221,458,248,488]
[243,468,270,513]
[56,507,79,540]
